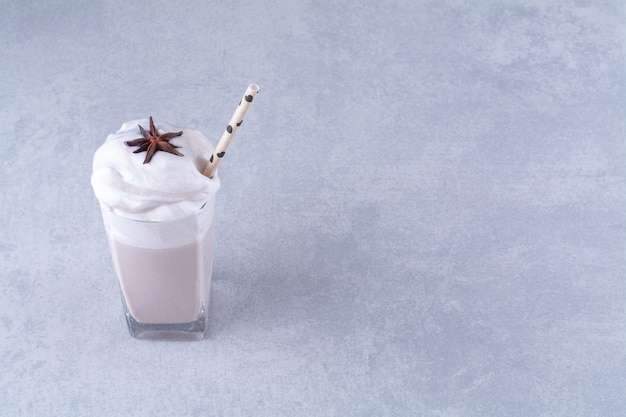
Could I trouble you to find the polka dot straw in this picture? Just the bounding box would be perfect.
[203,84,260,178]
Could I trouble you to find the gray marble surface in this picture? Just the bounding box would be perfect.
[1,1,625,416]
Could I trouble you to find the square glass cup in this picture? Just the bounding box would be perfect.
[101,197,216,340]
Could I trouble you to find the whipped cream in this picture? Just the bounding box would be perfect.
[92,119,220,221]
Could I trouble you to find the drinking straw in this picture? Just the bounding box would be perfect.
[203,83,260,178]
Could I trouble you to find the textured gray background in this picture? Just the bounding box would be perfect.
[1,0,625,416]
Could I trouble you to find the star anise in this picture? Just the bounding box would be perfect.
[124,116,184,164]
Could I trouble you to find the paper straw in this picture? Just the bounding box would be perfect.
[203,83,260,178]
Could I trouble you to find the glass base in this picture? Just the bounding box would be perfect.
[122,299,209,341]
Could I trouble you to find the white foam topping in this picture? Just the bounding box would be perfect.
[91,119,220,221]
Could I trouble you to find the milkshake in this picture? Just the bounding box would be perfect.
[92,118,220,340]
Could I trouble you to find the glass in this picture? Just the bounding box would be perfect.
[101,197,216,340]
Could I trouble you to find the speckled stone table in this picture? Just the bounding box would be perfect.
[1,1,625,416]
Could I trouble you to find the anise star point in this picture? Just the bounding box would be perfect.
[124,116,184,164]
